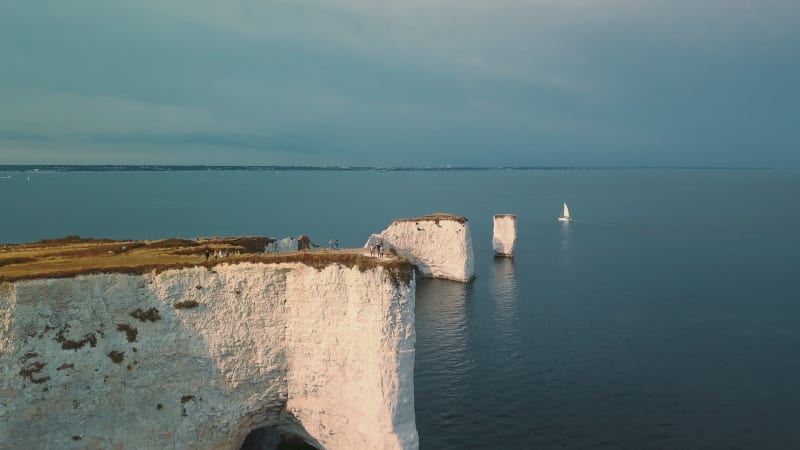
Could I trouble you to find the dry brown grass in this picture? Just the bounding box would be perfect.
[493,214,516,219]
[2,240,146,261]
[168,247,208,256]
[164,237,275,256]
[208,237,276,253]
[393,213,467,224]
[0,236,414,284]
[146,239,199,249]
[45,242,147,258]
[0,257,37,267]
[31,235,118,246]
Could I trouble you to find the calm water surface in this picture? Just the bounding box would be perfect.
[2,169,800,449]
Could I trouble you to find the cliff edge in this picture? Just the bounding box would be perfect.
[0,258,418,449]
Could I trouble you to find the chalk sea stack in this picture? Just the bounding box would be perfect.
[492,214,516,257]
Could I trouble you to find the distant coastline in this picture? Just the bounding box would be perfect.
[0,164,776,172]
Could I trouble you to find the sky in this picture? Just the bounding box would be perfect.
[1,0,798,167]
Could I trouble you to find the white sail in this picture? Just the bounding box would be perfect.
[562,203,570,218]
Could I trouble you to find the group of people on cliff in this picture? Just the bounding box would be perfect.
[369,240,385,258]
[204,248,240,261]
[199,238,390,261]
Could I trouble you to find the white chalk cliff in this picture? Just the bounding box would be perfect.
[0,262,418,450]
[368,214,475,282]
[492,214,516,257]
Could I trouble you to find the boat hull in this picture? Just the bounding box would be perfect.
[558,217,571,222]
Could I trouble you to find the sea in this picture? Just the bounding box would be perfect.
[2,168,800,449]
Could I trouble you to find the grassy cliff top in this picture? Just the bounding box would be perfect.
[393,213,467,224]
[0,236,413,284]
[493,214,516,219]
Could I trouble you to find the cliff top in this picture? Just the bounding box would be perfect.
[493,214,517,219]
[393,213,467,224]
[0,236,413,283]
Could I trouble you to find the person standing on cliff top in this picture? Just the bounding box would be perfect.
[204,248,210,261]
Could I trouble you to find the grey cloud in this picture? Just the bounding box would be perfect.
[0,130,53,142]
[93,131,363,156]
[0,0,798,166]
[95,132,274,150]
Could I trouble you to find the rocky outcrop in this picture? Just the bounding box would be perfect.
[368,214,474,282]
[492,214,516,257]
[0,262,418,450]
[265,236,298,253]
[265,236,314,253]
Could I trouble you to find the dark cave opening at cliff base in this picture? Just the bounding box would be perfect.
[239,426,319,450]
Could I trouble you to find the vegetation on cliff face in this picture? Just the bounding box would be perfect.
[19,361,49,384]
[116,324,138,342]
[130,308,161,322]
[108,351,125,363]
[173,300,199,309]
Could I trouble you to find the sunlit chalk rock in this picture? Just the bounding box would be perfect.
[367,213,475,282]
[492,214,516,257]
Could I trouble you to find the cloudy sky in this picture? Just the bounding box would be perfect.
[1,0,798,166]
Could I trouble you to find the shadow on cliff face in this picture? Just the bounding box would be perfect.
[240,424,319,450]
[2,273,253,449]
[6,263,409,448]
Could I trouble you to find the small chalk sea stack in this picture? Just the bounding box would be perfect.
[492,214,516,257]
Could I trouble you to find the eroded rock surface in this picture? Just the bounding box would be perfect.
[0,262,417,449]
[368,214,474,282]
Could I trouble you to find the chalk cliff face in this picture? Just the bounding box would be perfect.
[0,263,417,450]
[492,214,516,257]
[369,215,475,282]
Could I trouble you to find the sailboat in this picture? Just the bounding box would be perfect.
[558,202,572,222]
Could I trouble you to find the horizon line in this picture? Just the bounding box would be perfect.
[0,164,784,172]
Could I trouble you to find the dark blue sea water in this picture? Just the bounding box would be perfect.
[2,169,800,449]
